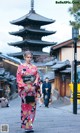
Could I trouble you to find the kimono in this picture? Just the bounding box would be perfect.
[16,63,40,130]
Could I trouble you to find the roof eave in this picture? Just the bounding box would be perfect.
[8,40,57,47]
[51,39,74,51]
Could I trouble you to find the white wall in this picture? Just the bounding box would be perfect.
[61,47,74,63]
[61,47,80,63]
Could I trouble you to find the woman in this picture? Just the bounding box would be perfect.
[16,51,40,133]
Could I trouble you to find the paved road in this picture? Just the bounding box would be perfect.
[0,96,80,133]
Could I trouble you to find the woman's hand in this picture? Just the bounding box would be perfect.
[24,86,36,92]
[31,86,36,91]
[24,86,29,92]
[46,88,48,91]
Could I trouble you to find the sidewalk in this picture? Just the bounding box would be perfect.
[0,96,80,133]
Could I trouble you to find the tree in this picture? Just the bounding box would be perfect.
[69,0,80,28]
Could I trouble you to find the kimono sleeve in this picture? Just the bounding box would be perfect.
[34,66,41,97]
[16,65,26,88]
[34,66,40,86]
[42,82,45,94]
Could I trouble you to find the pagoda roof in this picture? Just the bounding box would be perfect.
[8,51,48,57]
[9,27,56,37]
[10,10,55,26]
[8,39,56,48]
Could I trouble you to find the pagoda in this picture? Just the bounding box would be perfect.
[9,0,56,62]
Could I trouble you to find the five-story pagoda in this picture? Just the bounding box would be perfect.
[9,0,56,62]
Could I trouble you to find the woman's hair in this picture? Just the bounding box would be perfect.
[23,50,33,59]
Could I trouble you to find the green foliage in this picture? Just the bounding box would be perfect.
[69,0,80,28]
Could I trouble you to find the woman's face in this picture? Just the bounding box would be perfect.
[25,54,32,64]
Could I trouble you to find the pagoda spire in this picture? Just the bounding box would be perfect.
[31,0,34,11]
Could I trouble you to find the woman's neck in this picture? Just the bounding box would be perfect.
[26,62,31,65]
[23,62,31,66]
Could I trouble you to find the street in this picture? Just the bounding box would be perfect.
[0,96,80,133]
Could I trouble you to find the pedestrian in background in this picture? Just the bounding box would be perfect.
[42,77,51,108]
[16,51,40,133]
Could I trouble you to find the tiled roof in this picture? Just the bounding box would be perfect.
[9,28,55,36]
[8,51,48,57]
[0,54,21,65]
[60,68,71,73]
[51,60,70,70]
[51,39,80,50]
[45,59,57,66]
[8,39,56,47]
[0,67,16,82]
[43,71,55,81]
[10,10,55,26]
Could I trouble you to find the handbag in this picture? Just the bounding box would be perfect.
[25,96,35,103]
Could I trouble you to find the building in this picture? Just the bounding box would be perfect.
[8,0,56,62]
[51,61,71,97]
[0,67,17,98]
[50,39,80,97]
[50,39,80,63]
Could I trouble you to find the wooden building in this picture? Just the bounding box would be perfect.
[0,54,21,76]
[50,39,80,63]
[36,59,71,97]
[50,39,80,98]
[51,60,71,97]
[0,67,17,98]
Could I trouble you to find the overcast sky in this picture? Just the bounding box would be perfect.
[0,0,73,54]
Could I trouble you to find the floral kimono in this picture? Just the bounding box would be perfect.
[16,63,40,130]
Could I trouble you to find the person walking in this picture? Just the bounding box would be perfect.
[16,51,40,133]
[42,77,51,108]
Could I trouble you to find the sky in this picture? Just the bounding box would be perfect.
[0,0,73,54]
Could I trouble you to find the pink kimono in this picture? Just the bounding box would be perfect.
[16,63,40,130]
